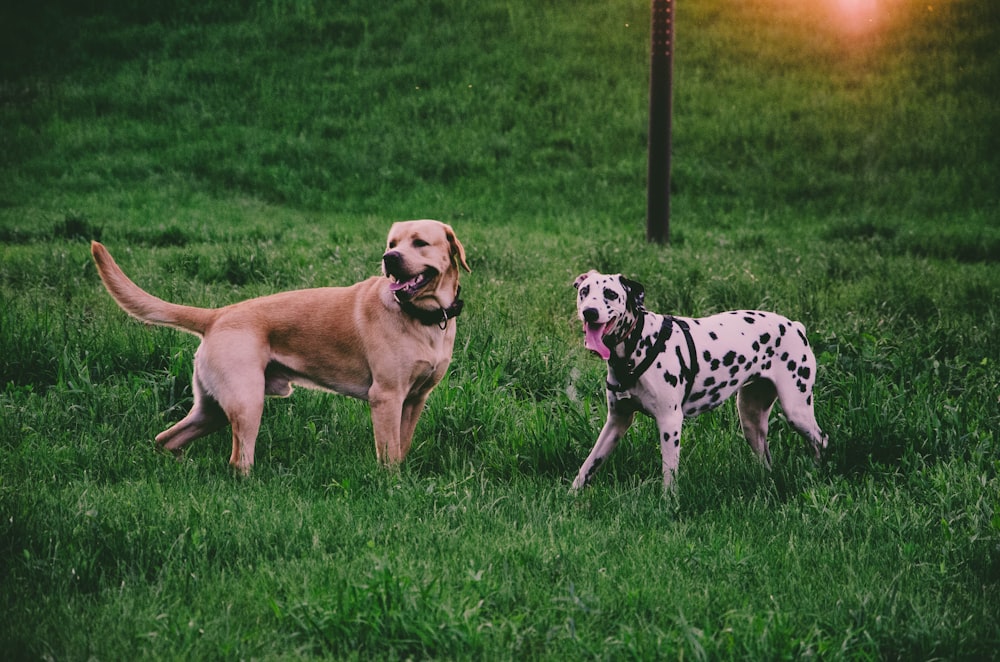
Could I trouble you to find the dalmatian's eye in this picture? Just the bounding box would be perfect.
[579,285,590,299]
[604,288,619,301]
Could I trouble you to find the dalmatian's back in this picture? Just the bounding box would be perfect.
[679,310,817,417]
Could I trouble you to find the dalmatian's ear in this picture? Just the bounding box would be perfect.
[573,271,598,289]
[620,276,646,311]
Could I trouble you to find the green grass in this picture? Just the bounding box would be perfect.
[2,0,999,658]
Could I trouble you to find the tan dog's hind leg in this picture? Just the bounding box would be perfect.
[156,380,228,455]
[211,370,266,475]
[226,401,263,474]
[184,334,269,474]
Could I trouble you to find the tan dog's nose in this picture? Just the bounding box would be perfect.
[382,251,404,274]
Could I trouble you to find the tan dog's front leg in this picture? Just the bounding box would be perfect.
[398,393,430,460]
[369,385,405,464]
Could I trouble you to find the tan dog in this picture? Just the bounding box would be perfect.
[91,220,470,474]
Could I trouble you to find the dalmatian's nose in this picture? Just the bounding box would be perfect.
[582,307,600,323]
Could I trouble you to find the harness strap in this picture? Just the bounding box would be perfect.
[607,316,699,397]
[673,317,699,402]
[607,317,671,392]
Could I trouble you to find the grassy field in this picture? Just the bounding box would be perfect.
[2,0,999,658]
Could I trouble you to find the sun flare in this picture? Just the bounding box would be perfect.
[832,0,882,35]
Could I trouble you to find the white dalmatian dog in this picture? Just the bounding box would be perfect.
[571,270,829,490]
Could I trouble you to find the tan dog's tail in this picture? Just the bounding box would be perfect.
[91,241,215,337]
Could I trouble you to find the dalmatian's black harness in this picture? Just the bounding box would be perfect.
[606,313,699,401]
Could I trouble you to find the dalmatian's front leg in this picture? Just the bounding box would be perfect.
[571,405,635,490]
[655,408,685,489]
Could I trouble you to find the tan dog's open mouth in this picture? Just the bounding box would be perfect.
[388,267,438,301]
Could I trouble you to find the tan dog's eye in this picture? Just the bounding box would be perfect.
[413,239,429,248]
[388,240,398,249]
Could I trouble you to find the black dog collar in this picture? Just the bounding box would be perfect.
[396,286,464,329]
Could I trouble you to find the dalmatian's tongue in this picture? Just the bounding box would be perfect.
[584,322,612,360]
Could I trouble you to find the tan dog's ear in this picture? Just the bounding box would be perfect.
[573,271,597,289]
[445,224,471,273]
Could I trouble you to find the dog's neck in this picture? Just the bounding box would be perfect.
[606,310,669,392]
[608,308,656,360]
[395,285,464,329]
[606,311,699,398]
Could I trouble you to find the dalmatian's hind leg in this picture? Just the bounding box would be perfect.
[774,379,829,462]
[736,378,777,469]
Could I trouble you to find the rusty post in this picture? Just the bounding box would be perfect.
[646,0,674,244]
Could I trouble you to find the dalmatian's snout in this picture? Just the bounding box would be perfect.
[582,307,600,323]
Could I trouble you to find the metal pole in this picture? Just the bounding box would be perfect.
[646,0,674,244]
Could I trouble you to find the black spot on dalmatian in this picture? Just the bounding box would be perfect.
[743,316,756,324]
[710,359,721,370]
[787,360,797,371]
[797,328,809,345]
[689,390,706,402]
[663,430,680,447]
[663,371,678,387]
[780,352,789,361]
[738,354,746,364]
[723,351,737,367]
[704,376,716,387]
[752,341,760,352]
[703,350,713,362]
[797,366,811,379]
[779,323,787,336]
[759,333,771,345]
[709,331,718,340]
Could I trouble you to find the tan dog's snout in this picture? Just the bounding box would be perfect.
[381,250,411,277]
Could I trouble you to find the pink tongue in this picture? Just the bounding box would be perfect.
[584,323,611,360]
